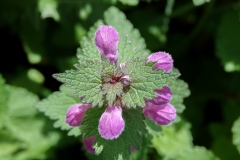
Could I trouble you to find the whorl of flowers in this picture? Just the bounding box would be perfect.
[65,25,176,153]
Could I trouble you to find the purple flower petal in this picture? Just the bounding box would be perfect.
[143,103,176,125]
[147,51,173,72]
[95,25,119,63]
[98,106,125,140]
[83,136,96,153]
[66,104,92,126]
[149,86,172,106]
[131,145,136,152]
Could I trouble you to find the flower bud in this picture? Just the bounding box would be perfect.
[143,103,176,125]
[147,52,173,72]
[98,106,125,139]
[66,104,92,126]
[149,86,172,106]
[95,25,119,63]
[120,75,131,86]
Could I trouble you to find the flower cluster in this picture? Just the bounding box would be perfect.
[65,25,176,153]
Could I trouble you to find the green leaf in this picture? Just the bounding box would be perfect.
[77,20,104,60]
[118,0,139,6]
[4,85,43,143]
[53,59,104,106]
[122,108,147,150]
[130,137,150,160]
[67,127,82,137]
[164,146,220,160]
[122,58,179,108]
[101,57,122,79]
[4,85,60,141]
[152,122,193,156]
[0,84,60,160]
[169,79,190,113]
[38,0,60,21]
[23,41,42,64]
[104,7,150,63]
[82,107,105,139]
[95,135,131,160]
[35,89,80,136]
[0,130,20,158]
[5,115,59,149]
[59,84,80,102]
[232,116,240,154]
[210,123,240,160]
[118,35,150,63]
[103,82,123,106]
[101,58,123,106]
[5,85,38,118]
[216,10,240,72]
[192,0,210,6]
[82,107,147,160]
[145,118,162,136]
[11,128,60,160]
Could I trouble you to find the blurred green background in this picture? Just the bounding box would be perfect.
[1,0,240,160]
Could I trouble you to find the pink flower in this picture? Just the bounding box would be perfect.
[66,104,92,126]
[83,136,96,153]
[148,86,172,106]
[95,25,119,63]
[144,51,176,125]
[147,51,173,73]
[98,106,125,139]
[143,103,176,125]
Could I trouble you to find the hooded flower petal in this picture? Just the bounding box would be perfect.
[143,103,176,125]
[149,86,172,106]
[83,136,96,153]
[66,104,92,126]
[98,106,125,139]
[95,25,119,63]
[147,51,173,72]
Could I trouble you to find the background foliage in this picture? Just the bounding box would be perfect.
[0,0,240,159]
